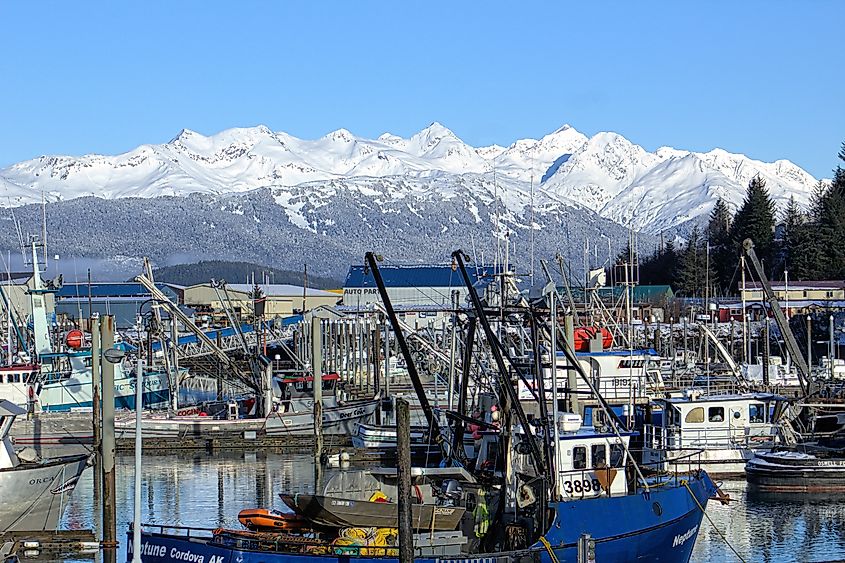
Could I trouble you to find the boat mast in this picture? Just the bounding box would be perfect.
[363,252,450,461]
[451,250,545,471]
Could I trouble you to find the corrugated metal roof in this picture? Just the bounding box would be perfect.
[746,281,845,290]
[344,264,497,288]
[56,282,176,298]
[226,283,337,297]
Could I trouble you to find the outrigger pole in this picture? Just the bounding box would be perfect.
[451,250,546,473]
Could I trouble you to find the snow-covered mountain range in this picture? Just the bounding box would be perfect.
[0,123,818,234]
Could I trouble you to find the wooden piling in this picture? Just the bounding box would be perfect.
[91,317,102,545]
[396,398,413,563]
[100,316,117,563]
[311,317,323,483]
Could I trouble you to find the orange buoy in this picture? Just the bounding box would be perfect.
[65,329,85,349]
[237,508,309,531]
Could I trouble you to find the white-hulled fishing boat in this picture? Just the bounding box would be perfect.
[0,400,90,532]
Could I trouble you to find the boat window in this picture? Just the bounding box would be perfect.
[573,446,587,470]
[708,407,724,422]
[609,444,625,467]
[749,403,766,423]
[591,444,607,467]
[685,407,704,424]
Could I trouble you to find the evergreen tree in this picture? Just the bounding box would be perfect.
[816,147,845,278]
[637,239,680,288]
[706,198,734,294]
[662,239,679,288]
[730,175,777,276]
[678,226,706,297]
[780,196,810,278]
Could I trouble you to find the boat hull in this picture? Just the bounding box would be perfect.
[280,493,465,531]
[643,446,766,477]
[39,371,170,413]
[351,423,475,458]
[128,471,716,563]
[747,452,845,493]
[0,454,89,532]
[114,400,378,439]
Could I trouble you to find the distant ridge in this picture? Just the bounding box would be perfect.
[151,260,344,289]
[0,122,817,233]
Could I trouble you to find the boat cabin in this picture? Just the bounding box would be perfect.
[0,365,38,408]
[0,400,26,469]
[575,351,665,402]
[274,372,342,412]
[553,427,633,499]
[474,415,634,501]
[643,392,784,455]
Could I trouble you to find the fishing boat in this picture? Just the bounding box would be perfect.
[351,422,476,458]
[114,396,378,439]
[280,494,466,531]
[129,450,716,562]
[114,373,378,439]
[36,350,170,412]
[746,450,845,493]
[642,391,785,476]
[0,400,90,532]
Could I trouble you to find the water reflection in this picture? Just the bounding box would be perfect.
[691,479,845,562]
[55,454,845,563]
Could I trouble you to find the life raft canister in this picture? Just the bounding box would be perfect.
[572,326,613,352]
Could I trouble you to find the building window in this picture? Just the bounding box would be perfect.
[708,407,725,422]
[573,446,587,470]
[685,407,705,424]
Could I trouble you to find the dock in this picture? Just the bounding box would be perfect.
[0,530,97,561]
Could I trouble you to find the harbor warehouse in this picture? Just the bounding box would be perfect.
[342,264,497,309]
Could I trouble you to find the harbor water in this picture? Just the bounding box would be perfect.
[53,451,845,563]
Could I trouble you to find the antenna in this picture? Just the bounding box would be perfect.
[8,205,26,267]
[530,144,535,286]
[41,191,48,269]
[493,163,500,273]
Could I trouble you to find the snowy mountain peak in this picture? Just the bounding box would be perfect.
[551,124,575,134]
[378,132,403,143]
[323,128,356,143]
[420,121,456,137]
[171,128,200,143]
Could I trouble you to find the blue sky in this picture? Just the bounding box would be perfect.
[0,1,842,178]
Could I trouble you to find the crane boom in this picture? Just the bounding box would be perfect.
[742,239,811,395]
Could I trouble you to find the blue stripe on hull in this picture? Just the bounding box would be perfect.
[42,389,170,412]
